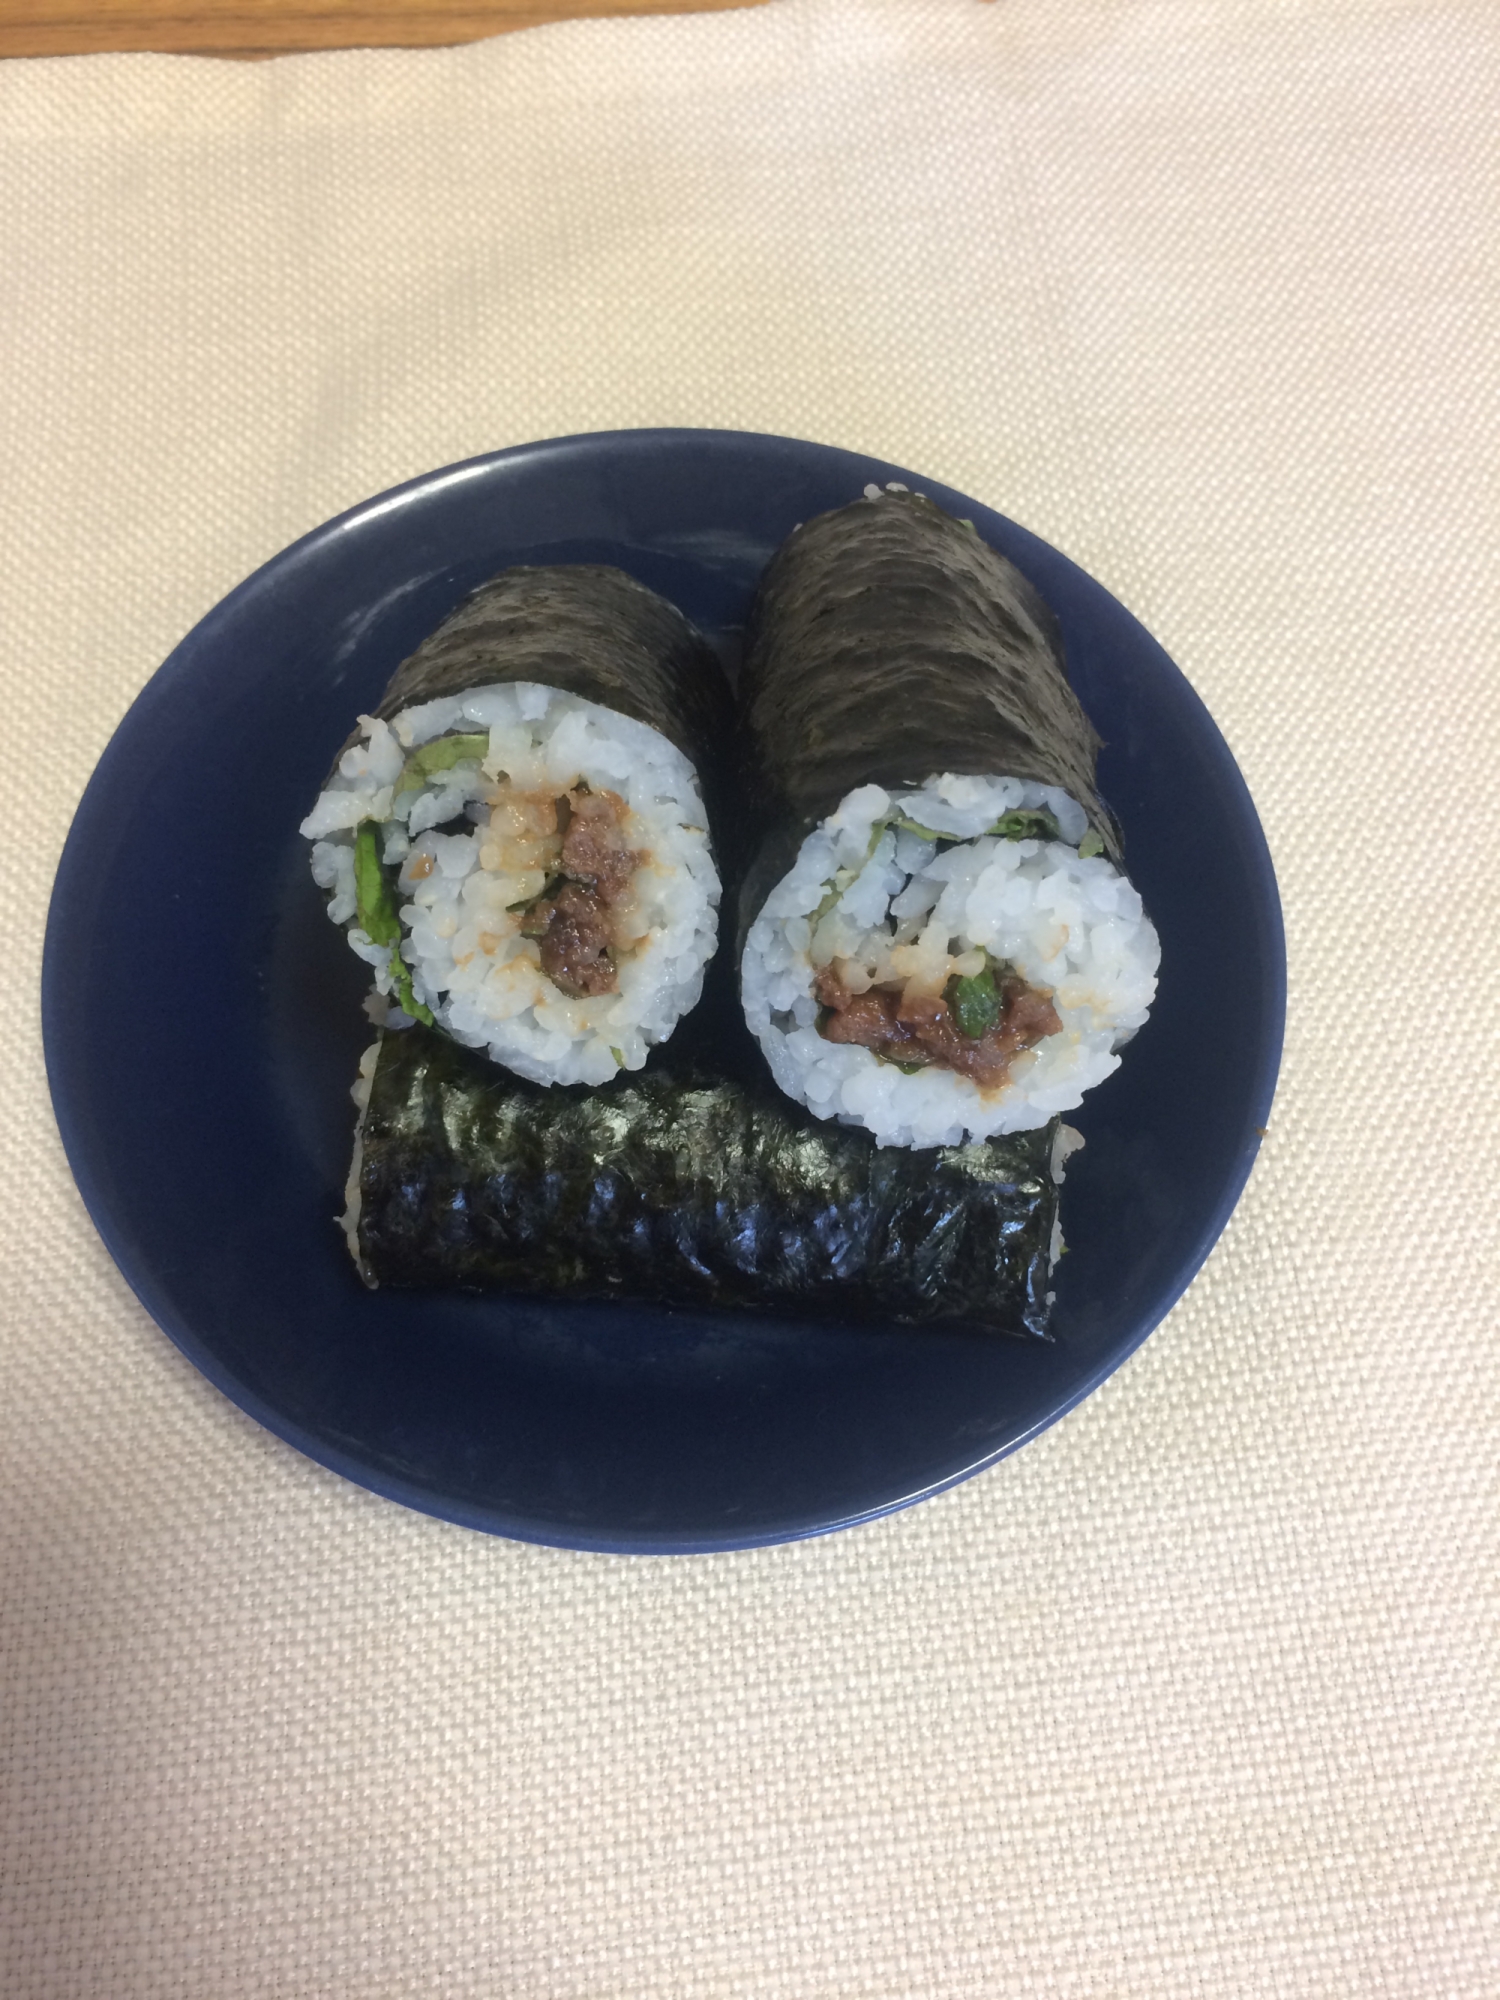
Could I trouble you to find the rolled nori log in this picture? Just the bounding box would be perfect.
[350,1024,1063,1338]
[738,489,1120,917]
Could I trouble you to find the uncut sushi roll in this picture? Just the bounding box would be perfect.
[739,489,1160,1150]
[302,566,731,1088]
[342,1023,1071,1337]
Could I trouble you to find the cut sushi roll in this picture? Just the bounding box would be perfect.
[738,490,1160,1149]
[302,566,730,1088]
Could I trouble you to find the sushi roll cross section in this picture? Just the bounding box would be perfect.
[302,567,731,1088]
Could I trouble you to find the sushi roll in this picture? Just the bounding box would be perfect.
[343,1023,1070,1337]
[738,489,1160,1150]
[302,566,731,1087]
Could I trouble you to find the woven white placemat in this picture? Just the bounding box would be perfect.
[2,1,1495,1993]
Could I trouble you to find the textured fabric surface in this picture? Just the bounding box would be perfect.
[2,0,1497,1993]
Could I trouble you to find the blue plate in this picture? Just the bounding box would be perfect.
[42,430,1284,1552]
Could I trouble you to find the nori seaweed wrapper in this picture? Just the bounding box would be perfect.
[737,491,1120,927]
[353,1024,1061,1338]
[335,563,732,797]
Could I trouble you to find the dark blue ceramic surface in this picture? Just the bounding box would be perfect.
[42,429,1284,1552]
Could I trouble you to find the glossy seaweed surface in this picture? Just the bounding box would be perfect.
[42,429,1285,1552]
[358,1025,1059,1336]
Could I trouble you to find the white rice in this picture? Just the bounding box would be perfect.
[302,682,720,1086]
[741,772,1160,1149]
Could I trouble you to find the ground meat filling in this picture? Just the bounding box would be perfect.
[520,787,644,998]
[815,965,1061,1092]
[536,882,616,996]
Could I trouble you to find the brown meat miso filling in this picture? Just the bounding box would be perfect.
[519,787,643,998]
[814,964,1061,1092]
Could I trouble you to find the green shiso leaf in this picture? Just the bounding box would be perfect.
[1077,829,1105,858]
[354,822,433,1024]
[989,808,1061,843]
[946,959,1002,1039]
[395,731,491,796]
[892,815,945,842]
[354,821,401,947]
[390,963,434,1027]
